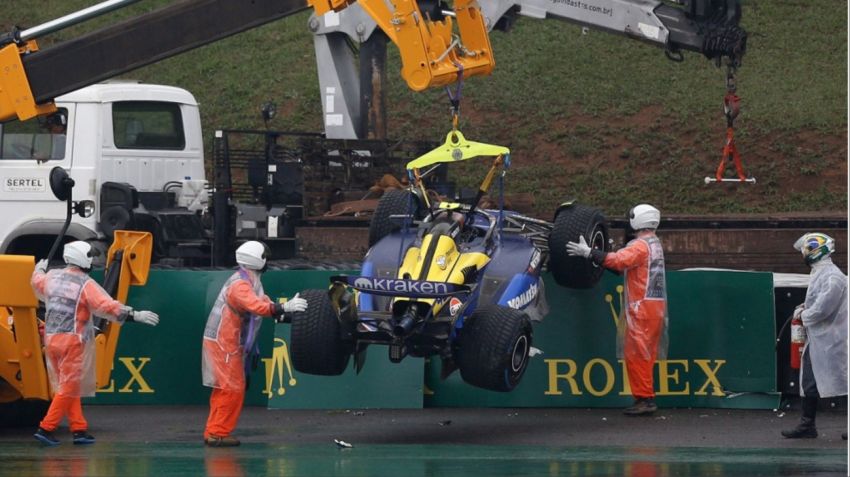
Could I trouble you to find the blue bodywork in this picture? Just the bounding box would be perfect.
[353,208,548,350]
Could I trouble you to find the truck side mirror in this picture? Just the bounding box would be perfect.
[46,166,76,263]
[49,166,74,201]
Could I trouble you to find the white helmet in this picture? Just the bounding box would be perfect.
[235,241,269,271]
[793,232,835,265]
[63,241,93,269]
[629,204,660,231]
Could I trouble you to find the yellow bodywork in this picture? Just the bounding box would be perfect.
[0,230,152,403]
[394,131,509,314]
[396,233,488,315]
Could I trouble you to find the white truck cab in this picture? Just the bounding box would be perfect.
[0,82,207,259]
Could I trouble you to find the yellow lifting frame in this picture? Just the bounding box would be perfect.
[407,129,509,208]
[406,130,509,170]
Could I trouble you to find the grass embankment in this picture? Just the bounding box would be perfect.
[6,1,847,216]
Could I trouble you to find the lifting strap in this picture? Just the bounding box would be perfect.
[407,68,509,171]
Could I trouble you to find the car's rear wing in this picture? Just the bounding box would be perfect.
[331,275,470,299]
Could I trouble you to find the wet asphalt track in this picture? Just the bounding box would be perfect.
[0,406,846,476]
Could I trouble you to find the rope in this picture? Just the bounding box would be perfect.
[397,189,414,270]
[498,167,505,242]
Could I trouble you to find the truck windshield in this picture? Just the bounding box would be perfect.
[112,101,185,150]
[0,108,68,161]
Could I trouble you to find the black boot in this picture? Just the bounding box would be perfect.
[782,396,818,439]
[781,417,818,438]
[72,431,96,445]
[624,398,657,416]
[33,427,60,446]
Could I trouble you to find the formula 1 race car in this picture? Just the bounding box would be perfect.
[289,130,610,391]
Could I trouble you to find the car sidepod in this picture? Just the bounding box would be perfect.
[478,235,549,322]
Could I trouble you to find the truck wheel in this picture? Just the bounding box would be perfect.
[0,391,49,427]
[548,203,609,289]
[458,305,532,392]
[290,289,352,376]
[368,189,423,246]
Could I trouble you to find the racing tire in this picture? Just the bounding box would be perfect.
[548,203,609,289]
[458,305,532,392]
[368,189,423,246]
[290,289,351,376]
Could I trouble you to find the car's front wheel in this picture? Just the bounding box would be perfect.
[368,189,424,246]
[548,203,609,289]
[458,305,532,392]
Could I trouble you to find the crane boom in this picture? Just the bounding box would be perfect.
[24,1,309,106]
[0,0,746,125]
[0,0,495,123]
[477,0,745,62]
[312,0,747,139]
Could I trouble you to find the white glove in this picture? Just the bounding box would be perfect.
[133,310,159,326]
[283,293,308,313]
[566,235,592,258]
[35,259,48,274]
[793,305,804,319]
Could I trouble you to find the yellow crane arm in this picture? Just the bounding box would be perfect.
[0,0,493,123]
[0,40,58,122]
[310,0,494,91]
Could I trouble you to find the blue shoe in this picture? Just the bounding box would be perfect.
[72,431,96,445]
[34,428,60,446]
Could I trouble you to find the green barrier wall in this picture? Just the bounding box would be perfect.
[86,269,777,409]
[266,326,423,409]
[425,271,778,409]
[87,270,423,408]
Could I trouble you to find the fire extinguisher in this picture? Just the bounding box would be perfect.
[790,315,806,370]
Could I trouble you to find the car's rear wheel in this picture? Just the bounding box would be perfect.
[368,189,423,246]
[458,305,532,392]
[548,203,609,289]
[290,289,352,375]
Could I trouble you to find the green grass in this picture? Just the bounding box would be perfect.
[4,1,846,216]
